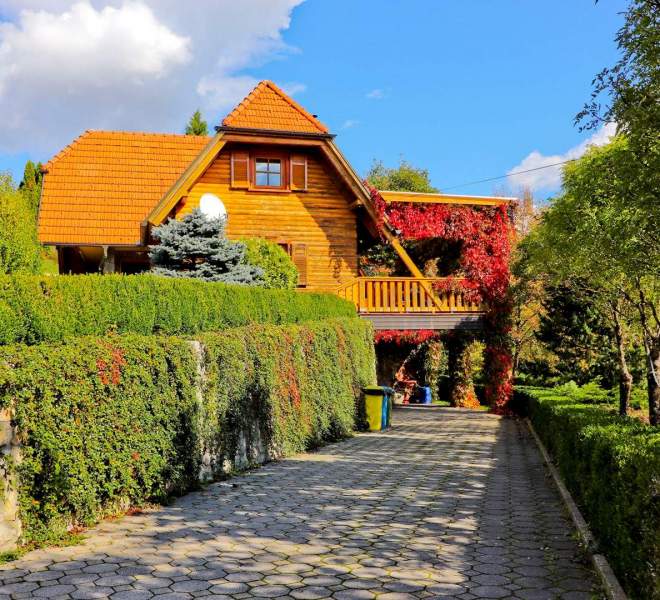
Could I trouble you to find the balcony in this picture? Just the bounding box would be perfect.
[335,277,485,330]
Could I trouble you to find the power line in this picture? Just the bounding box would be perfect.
[441,158,578,191]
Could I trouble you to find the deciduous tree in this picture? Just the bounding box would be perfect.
[522,138,659,422]
[0,174,40,274]
[366,159,438,193]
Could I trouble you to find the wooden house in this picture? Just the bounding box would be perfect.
[38,80,513,331]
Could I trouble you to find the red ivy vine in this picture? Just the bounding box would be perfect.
[369,185,514,412]
[374,329,441,346]
[96,344,127,386]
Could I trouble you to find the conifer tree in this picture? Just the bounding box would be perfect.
[185,110,209,136]
[149,208,263,284]
[19,160,43,213]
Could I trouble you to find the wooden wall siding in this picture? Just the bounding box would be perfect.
[178,144,358,291]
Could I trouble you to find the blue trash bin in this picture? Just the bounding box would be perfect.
[420,386,432,405]
[381,386,393,429]
[411,385,432,404]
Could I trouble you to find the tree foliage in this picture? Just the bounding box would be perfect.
[0,174,40,275]
[242,238,298,289]
[149,209,263,284]
[19,160,43,214]
[536,283,616,385]
[521,137,659,422]
[366,159,438,193]
[577,0,659,158]
[185,110,209,136]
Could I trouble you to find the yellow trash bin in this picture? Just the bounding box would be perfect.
[363,386,392,432]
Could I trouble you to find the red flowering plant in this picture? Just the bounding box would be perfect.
[367,184,514,411]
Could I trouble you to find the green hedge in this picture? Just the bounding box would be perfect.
[0,274,355,345]
[516,386,660,600]
[0,317,375,546]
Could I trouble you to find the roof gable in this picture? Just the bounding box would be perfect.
[221,80,329,134]
[38,130,210,246]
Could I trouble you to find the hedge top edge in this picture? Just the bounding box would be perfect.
[0,274,357,345]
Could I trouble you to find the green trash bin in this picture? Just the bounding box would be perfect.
[363,386,393,432]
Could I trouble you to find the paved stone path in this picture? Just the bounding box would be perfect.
[0,408,601,600]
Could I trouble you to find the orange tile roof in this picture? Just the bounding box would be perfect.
[38,130,211,246]
[221,80,329,134]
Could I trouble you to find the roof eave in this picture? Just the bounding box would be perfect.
[378,190,517,206]
[40,241,145,248]
[216,126,335,140]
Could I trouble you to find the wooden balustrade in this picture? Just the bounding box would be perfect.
[335,277,483,314]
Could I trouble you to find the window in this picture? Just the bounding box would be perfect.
[254,158,282,188]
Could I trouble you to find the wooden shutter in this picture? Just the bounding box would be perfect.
[290,154,307,191]
[231,151,250,188]
[291,243,308,287]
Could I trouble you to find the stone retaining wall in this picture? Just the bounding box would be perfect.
[0,407,21,551]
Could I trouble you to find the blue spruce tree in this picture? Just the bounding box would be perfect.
[149,209,263,284]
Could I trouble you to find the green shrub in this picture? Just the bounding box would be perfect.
[553,380,616,405]
[516,386,660,599]
[0,274,355,345]
[242,238,298,289]
[0,175,40,275]
[0,317,375,545]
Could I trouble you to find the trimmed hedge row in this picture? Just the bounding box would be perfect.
[0,317,375,546]
[0,274,355,345]
[516,387,660,600]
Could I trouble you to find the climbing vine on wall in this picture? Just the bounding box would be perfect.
[368,185,514,411]
[374,329,441,346]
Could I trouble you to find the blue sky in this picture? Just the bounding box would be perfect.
[0,1,626,198]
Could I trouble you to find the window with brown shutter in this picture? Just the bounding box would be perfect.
[230,151,250,188]
[290,154,307,191]
[291,242,308,287]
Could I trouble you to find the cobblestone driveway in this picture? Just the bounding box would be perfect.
[0,408,601,600]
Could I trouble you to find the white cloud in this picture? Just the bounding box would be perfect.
[340,119,359,129]
[366,88,385,99]
[0,0,305,154]
[280,82,307,97]
[507,122,617,193]
[198,77,305,111]
[197,75,261,111]
[0,2,190,92]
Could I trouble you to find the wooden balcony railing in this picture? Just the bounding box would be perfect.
[335,277,483,314]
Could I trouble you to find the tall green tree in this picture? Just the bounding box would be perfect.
[19,160,43,214]
[0,174,40,274]
[536,283,618,386]
[577,0,659,159]
[575,0,660,422]
[522,137,659,422]
[185,110,209,136]
[366,159,438,193]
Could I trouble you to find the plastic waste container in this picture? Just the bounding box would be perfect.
[381,386,394,429]
[419,385,432,405]
[410,385,432,405]
[363,386,393,431]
